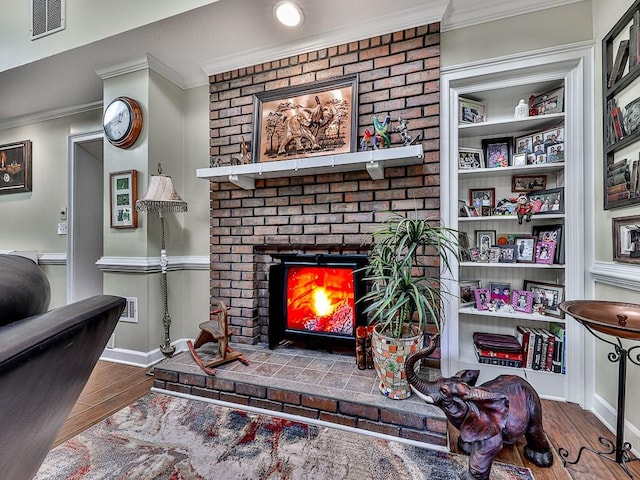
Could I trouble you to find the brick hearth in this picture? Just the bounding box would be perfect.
[153,343,448,449]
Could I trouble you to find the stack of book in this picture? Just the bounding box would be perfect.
[516,325,565,374]
[472,332,523,368]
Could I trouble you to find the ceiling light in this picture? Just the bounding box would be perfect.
[274,1,303,28]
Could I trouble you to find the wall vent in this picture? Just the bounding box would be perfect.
[31,0,65,40]
[119,297,138,323]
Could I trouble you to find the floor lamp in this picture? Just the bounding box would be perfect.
[136,164,187,357]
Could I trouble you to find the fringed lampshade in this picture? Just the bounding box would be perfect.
[136,165,187,357]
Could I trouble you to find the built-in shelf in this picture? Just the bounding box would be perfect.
[196,144,424,189]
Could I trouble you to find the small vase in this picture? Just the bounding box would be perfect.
[371,324,425,399]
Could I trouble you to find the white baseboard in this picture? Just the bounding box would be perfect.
[592,393,640,458]
[100,338,190,368]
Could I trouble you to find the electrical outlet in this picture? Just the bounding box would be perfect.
[57,222,68,235]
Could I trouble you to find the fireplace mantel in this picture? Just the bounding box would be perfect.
[196,144,424,190]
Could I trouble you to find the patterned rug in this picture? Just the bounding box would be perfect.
[36,393,535,480]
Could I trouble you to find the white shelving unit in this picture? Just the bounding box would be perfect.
[440,46,593,404]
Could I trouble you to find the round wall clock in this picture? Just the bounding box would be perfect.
[103,96,143,149]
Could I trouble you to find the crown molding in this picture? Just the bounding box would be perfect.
[96,53,187,89]
[0,101,102,131]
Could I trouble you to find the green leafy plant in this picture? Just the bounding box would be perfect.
[360,212,462,339]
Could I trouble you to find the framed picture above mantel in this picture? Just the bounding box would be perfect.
[251,75,358,164]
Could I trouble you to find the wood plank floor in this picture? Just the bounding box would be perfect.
[58,361,640,479]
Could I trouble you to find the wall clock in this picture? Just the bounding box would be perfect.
[103,96,143,149]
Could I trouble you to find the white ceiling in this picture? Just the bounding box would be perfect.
[0,0,581,129]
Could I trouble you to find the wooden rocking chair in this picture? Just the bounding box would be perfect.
[187,300,248,375]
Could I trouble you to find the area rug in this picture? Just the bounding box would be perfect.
[36,393,535,480]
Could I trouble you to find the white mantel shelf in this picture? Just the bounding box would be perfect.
[196,144,424,190]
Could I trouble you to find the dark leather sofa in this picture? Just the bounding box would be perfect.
[0,254,125,480]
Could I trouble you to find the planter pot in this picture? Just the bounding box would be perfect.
[371,324,426,400]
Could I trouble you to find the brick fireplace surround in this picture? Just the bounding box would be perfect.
[155,22,448,449]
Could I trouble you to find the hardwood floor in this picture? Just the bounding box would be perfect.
[58,361,639,479]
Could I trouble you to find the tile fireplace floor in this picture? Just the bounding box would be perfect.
[153,342,450,449]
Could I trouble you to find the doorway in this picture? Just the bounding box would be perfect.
[67,132,104,303]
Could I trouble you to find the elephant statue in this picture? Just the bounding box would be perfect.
[406,350,553,480]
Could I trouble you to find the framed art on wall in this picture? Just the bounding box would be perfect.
[110,170,138,229]
[0,140,32,195]
[613,215,640,264]
[252,75,358,163]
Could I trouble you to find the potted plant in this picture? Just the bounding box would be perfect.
[360,212,462,399]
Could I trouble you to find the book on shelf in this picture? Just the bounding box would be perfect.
[548,323,566,374]
[609,39,630,88]
[474,345,523,368]
[472,332,522,353]
[474,346,524,362]
[635,10,640,67]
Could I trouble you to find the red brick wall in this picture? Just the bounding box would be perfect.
[208,23,441,344]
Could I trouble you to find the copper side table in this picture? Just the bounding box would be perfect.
[559,300,640,479]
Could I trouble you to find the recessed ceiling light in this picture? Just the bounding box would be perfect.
[274,1,303,28]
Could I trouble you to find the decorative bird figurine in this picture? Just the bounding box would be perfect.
[360,129,372,151]
[372,113,391,149]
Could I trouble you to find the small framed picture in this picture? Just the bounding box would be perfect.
[459,98,486,124]
[482,137,512,168]
[512,153,528,167]
[512,175,547,193]
[532,224,564,264]
[512,290,534,313]
[514,236,536,263]
[535,241,556,265]
[532,87,564,115]
[475,229,497,257]
[514,135,533,155]
[469,188,496,210]
[469,247,481,262]
[110,170,138,229]
[458,147,484,169]
[527,187,564,214]
[474,288,490,310]
[499,244,517,263]
[488,246,502,263]
[524,280,565,318]
[489,282,511,304]
[459,280,481,306]
[613,215,640,264]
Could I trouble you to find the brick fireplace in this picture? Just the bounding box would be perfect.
[207,23,441,347]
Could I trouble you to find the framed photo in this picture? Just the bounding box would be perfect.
[527,187,564,214]
[470,188,495,210]
[512,290,534,313]
[532,224,564,264]
[514,235,536,263]
[488,246,502,263]
[474,288,490,310]
[0,140,32,195]
[110,170,138,229]
[514,135,533,155]
[475,229,496,257]
[524,280,565,318]
[499,244,517,263]
[512,175,547,192]
[459,280,481,306]
[458,147,484,169]
[532,86,564,115]
[252,75,358,163]
[489,282,511,304]
[459,98,486,124]
[512,153,527,167]
[613,215,640,264]
[482,137,512,168]
[535,240,556,265]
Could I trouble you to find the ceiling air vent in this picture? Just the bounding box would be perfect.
[31,0,65,40]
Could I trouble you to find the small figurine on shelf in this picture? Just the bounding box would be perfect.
[210,157,222,168]
[372,113,391,149]
[360,129,373,151]
[514,99,529,118]
[512,193,534,224]
[529,94,538,116]
[231,137,251,165]
[394,117,422,145]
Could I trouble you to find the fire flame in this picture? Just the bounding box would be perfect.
[312,287,333,317]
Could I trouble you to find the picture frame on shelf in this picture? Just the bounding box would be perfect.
[512,290,534,314]
[459,280,481,306]
[459,98,486,124]
[489,282,511,304]
[512,175,547,192]
[482,137,512,168]
[624,97,640,135]
[488,246,502,263]
[474,288,490,311]
[512,153,527,167]
[0,140,32,195]
[524,280,565,318]
[475,229,496,257]
[532,224,564,264]
[469,187,495,210]
[535,240,556,265]
[109,170,138,229]
[499,244,517,263]
[532,86,564,115]
[514,235,536,263]
[252,75,358,163]
[528,187,564,214]
[612,215,640,264]
[514,134,533,155]
[458,147,484,169]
